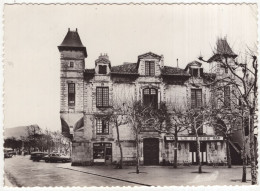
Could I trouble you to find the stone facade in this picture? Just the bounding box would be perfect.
[59,29,230,166]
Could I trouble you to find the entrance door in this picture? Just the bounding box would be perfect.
[143,138,159,165]
[93,143,112,164]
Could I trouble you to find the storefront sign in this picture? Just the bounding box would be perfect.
[165,136,223,141]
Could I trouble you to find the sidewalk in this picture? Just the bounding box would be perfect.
[4,173,15,187]
[57,163,252,186]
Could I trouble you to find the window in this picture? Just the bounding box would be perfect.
[200,68,203,76]
[143,88,158,108]
[96,119,109,134]
[224,86,231,107]
[145,61,155,76]
[99,65,107,74]
[96,87,109,107]
[69,61,74,68]
[191,89,202,108]
[190,68,199,77]
[225,67,228,74]
[68,83,75,106]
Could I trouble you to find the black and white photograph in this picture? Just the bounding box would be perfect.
[1,1,259,188]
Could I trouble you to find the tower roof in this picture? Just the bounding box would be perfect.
[208,38,237,62]
[58,28,87,57]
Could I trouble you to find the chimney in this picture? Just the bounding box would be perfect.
[76,28,78,32]
[68,28,70,31]
[177,58,179,68]
[160,55,164,68]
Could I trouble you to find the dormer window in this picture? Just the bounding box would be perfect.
[191,68,198,77]
[145,61,155,76]
[190,68,203,77]
[99,65,107,74]
[69,61,74,68]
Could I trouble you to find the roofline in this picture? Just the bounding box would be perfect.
[207,53,237,63]
[58,46,88,58]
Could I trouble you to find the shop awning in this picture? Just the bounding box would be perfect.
[165,136,224,141]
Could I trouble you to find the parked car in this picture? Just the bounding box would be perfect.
[4,148,13,158]
[30,152,48,162]
[4,152,12,158]
[43,153,71,163]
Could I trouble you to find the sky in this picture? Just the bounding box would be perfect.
[3,4,258,131]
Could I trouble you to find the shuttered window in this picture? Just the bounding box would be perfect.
[191,89,202,108]
[145,61,155,76]
[224,86,231,107]
[96,87,109,107]
[68,83,75,106]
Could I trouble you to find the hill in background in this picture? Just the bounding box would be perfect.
[4,126,30,139]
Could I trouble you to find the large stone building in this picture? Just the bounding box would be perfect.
[59,29,235,166]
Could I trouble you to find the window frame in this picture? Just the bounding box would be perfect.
[98,65,107,74]
[68,83,75,106]
[96,118,109,135]
[224,86,231,108]
[69,61,74,68]
[96,87,109,108]
[191,89,202,109]
[143,88,158,109]
[145,61,155,76]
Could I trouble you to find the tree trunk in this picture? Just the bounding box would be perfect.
[136,135,140,174]
[242,142,247,182]
[226,138,231,168]
[249,110,257,185]
[195,131,202,173]
[115,121,123,169]
[174,127,178,168]
[241,112,247,182]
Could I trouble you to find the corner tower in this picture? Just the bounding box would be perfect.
[58,28,87,139]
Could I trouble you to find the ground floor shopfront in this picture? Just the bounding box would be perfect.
[71,135,227,166]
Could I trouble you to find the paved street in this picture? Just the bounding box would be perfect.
[5,155,252,187]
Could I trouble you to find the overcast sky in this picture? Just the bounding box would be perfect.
[3,4,257,131]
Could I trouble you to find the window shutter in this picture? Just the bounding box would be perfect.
[96,87,102,107]
[103,87,109,107]
[145,62,150,75]
[191,89,196,108]
[224,86,231,107]
[68,83,75,106]
[200,68,203,77]
[196,90,202,108]
[150,62,155,76]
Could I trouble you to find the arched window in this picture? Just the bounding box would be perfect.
[143,88,158,108]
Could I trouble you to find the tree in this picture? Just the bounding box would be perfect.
[174,103,213,173]
[26,124,43,153]
[126,100,155,174]
[106,107,127,169]
[4,137,22,152]
[200,41,258,184]
[169,104,190,168]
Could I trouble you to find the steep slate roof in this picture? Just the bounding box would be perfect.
[161,66,190,76]
[58,29,87,57]
[111,63,138,74]
[85,69,95,74]
[208,38,237,62]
